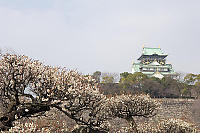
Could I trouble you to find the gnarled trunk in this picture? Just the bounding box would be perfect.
[0,104,50,131]
[127,117,138,133]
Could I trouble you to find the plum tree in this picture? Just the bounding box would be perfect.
[0,54,108,132]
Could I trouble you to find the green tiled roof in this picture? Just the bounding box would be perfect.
[135,70,176,76]
[142,47,167,56]
[141,64,171,68]
[132,62,176,75]
[132,63,140,72]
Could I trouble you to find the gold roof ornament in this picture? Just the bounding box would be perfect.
[158,45,160,48]
[142,44,145,48]
[153,70,164,79]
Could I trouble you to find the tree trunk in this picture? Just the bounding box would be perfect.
[127,117,138,133]
[0,104,50,131]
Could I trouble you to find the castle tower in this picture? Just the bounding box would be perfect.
[132,47,176,79]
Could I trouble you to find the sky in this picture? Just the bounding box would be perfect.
[0,0,200,75]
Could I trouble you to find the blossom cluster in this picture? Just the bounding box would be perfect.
[118,118,198,133]
[158,118,198,133]
[107,94,160,119]
[7,121,37,133]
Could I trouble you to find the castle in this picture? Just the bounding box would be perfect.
[132,47,176,79]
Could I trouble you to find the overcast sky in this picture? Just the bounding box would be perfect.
[0,0,200,74]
